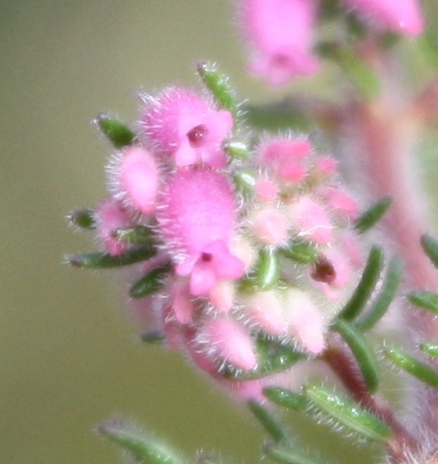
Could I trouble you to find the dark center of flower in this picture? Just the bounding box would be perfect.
[311,255,336,284]
[201,252,213,263]
[187,124,208,148]
[272,53,290,68]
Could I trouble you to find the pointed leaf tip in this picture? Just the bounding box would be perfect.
[68,208,96,230]
[421,234,438,268]
[196,61,237,117]
[409,291,438,314]
[355,196,392,234]
[97,113,136,148]
[96,418,187,464]
[67,246,156,269]
[304,384,392,442]
[385,347,438,389]
[248,400,289,444]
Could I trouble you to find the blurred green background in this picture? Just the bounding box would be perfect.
[2,1,438,463]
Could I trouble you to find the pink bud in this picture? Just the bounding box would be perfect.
[170,279,195,324]
[320,186,359,220]
[254,178,279,202]
[245,290,288,334]
[95,198,132,256]
[250,207,289,246]
[117,146,159,215]
[201,317,257,370]
[159,166,237,257]
[289,196,333,244]
[240,0,319,85]
[342,0,423,36]
[286,289,326,354]
[258,138,311,183]
[141,88,233,167]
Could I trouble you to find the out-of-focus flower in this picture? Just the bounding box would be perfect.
[342,0,424,36]
[239,0,319,85]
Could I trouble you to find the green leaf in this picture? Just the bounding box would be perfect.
[68,208,96,230]
[331,319,380,393]
[224,338,304,380]
[317,43,380,100]
[409,291,438,314]
[421,234,438,268]
[356,256,403,331]
[111,225,155,244]
[338,246,384,321]
[248,400,289,443]
[385,347,438,389]
[224,141,251,160]
[141,329,165,344]
[233,169,256,198]
[243,101,313,132]
[279,240,319,264]
[97,113,136,148]
[263,387,309,413]
[130,263,171,298]
[304,384,392,442]
[255,249,281,290]
[354,196,392,234]
[419,342,438,359]
[67,245,156,269]
[96,418,187,464]
[264,443,326,464]
[197,62,238,117]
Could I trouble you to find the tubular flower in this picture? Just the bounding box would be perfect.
[239,0,319,85]
[141,88,233,167]
[342,0,424,36]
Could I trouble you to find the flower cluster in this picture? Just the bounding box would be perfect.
[72,80,364,398]
[238,0,423,85]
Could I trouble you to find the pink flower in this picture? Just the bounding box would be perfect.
[141,88,233,168]
[95,198,132,256]
[258,138,312,183]
[240,0,319,85]
[176,240,245,296]
[199,317,257,370]
[158,166,244,295]
[116,145,159,215]
[342,0,424,36]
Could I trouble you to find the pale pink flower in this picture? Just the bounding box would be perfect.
[289,196,333,244]
[176,240,245,296]
[249,207,289,245]
[240,0,319,85]
[244,290,289,334]
[95,198,132,256]
[320,186,359,220]
[200,317,257,370]
[342,0,424,36]
[286,289,326,354]
[141,88,233,167]
[116,145,159,215]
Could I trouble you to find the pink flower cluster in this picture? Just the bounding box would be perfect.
[90,87,363,397]
[239,0,424,85]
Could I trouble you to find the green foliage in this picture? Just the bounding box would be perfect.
[130,263,172,298]
[67,245,156,269]
[97,113,136,148]
[354,197,393,234]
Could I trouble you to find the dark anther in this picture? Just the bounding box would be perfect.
[311,255,336,284]
[201,252,213,263]
[187,124,208,147]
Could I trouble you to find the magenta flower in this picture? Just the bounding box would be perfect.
[158,166,244,295]
[176,240,245,296]
[342,0,424,36]
[141,88,233,167]
[240,0,319,85]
